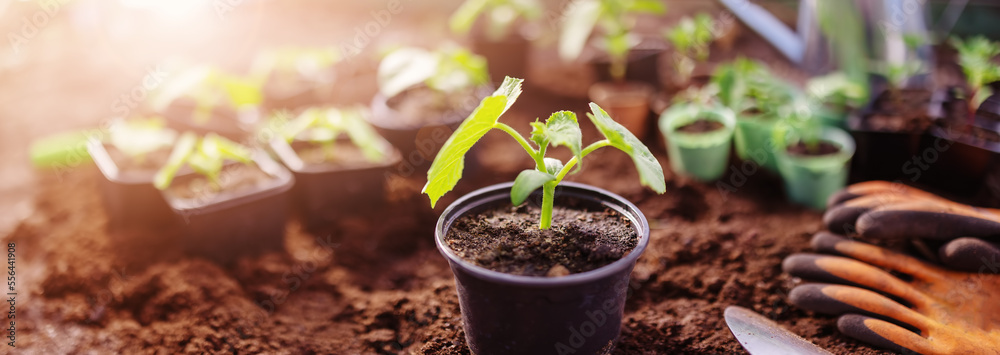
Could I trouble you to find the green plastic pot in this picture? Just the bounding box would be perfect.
[660,104,736,181]
[734,113,780,172]
[774,127,856,210]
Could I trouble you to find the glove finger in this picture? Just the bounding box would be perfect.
[939,238,1000,274]
[857,201,1000,241]
[827,181,944,208]
[788,284,933,332]
[783,254,931,308]
[824,195,930,234]
[837,314,937,355]
[811,232,947,282]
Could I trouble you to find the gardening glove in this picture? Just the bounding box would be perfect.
[823,181,1000,272]
[784,232,1000,355]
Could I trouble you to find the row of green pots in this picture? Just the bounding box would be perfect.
[660,105,855,209]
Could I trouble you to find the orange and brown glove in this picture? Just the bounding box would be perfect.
[784,232,1000,355]
[824,181,1000,272]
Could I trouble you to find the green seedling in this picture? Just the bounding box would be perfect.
[273,106,388,162]
[377,45,490,99]
[774,96,826,152]
[423,77,665,229]
[870,60,924,97]
[107,117,178,165]
[951,35,1000,121]
[711,57,766,112]
[806,71,867,113]
[252,47,341,85]
[450,0,543,41]
[154,132,253,190]
[152,66,264,124]
[558,0,666,82]
[664,13,715,86]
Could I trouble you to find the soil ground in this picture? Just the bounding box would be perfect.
[2,1,895,354]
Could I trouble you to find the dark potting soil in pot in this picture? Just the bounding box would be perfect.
[387,86,480,127]
[293,140,386,168]
[676,119,724,134]
[786,141,840,157]
[862,89,933,132]
[165,163,274,200]
[104,145,172,172]
[446,202,637,277]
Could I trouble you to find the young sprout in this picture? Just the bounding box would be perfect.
[154,132,253,190]
[870,60,924,97]
[108,117,177,164]
[711,57,765,112]
[806,72,867,113]
[558,0,667,82]
[449,0,543,41]
[423,77,665,229]
[377,45,490,98]
[251,47,341,85]
[152,66,264,124]
[951,35,1000,119]
[274,106,388,162]
[665,13,716,86]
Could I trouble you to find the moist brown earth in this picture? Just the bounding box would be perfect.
[787,141,841,157]
[166,163,274,200]
[863,89,934,133]
[676,119,725,134]
[294,140,385,168]
[445,202,636,277]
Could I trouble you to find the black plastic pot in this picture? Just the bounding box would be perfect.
[269,139,401,232]
[87,140,178,230]
[162,151,294,264]
[846,87,943,183]
[435,182,650,355]
[368,87,491,171]
[472,34,530,86]
[917,92,1000,199]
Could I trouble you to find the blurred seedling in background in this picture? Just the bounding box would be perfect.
[805,72,867,114]
[449,0,543,41]
[153,132,253,191]
[423,77,665,229]
[950,35,1000,122]
[558,0,666,82]
[251,47,341,89]
[377,45,490,99]
[664,13,715,86]
[272,106,389,162]
[107,117,177,164]
[151,66,264,124]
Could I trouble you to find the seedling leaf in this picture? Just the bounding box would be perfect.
[423,78,523,207]
[587,103,665,193]
[449,0,490,35]
[377,47,439,98]
[532,111,583,167]
[511,169,556,205]
[154,132,198,190]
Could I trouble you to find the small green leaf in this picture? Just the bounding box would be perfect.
[154,132,198,190]
[558,0,601,62]
[532,111,582,166]
[511,169,556,205]
[377,47,439,98]
[423,77,523,207]
[587,102,666,193]
[626,0,666,14]
[543,157,564,176]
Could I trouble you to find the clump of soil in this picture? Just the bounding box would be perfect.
[386,86,483,127]
[676,119,724,134]
[293,140,385,167]
[863,89,933,132]
[786,141,841,156]
[445,203,637,276]
[105,145,172,172]
[166,163,274,200]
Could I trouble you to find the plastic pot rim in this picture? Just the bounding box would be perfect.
[268,138,402,174]
[162,150,295,213]
[776,126,857,171]
[434,181,650,289]
[659,104,737,148]
[367,86,494,131]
